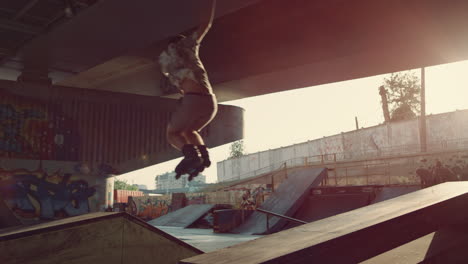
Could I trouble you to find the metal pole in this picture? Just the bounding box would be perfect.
[345,167,348,185]
[366,165,369,185]
[284,162,288,179]
[335,166,338,186]
[420,67,427,152]
[379,86,391,123]
[257,208,308,225]
[266,214,270,232]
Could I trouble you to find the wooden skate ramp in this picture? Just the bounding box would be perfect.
[362,223,468,263]
[371,185,421,204]
[285,193,370,229]
[180,182,468,264]
[232,167,327,235]
[148,204,215,228]
[0,197,21,229]
[0,212,202,264]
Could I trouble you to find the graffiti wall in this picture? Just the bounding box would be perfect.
[0,101,79,161]
[129,193,209,220]
[128,195,172,220]
[0,167,99,223]
[415,151,468,187]
[238,186,267,210]
[128,183,274,221]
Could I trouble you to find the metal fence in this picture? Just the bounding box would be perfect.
[225,138,468,186]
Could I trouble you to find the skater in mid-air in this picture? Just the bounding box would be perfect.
[158,0,217,181]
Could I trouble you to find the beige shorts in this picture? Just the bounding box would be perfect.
[169,93,217,132]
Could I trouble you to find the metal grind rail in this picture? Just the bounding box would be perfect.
[256,208,307,232]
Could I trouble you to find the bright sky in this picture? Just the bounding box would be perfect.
[118,60,468,189]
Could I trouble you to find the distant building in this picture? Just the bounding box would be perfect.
[138,184,148,190]
[155,172,206,192]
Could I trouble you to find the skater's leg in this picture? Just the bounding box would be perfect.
[175,144,203,179]
[167,124,186,151]
[170,94,217,178]
[197,145,211,168]
[179,130,205,177]
[182,130,204,146]
[182,130,211,175]
[167,112,204,179]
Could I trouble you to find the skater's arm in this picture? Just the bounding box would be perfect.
[195,0,216,42]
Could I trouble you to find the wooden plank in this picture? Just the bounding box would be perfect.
[1,212,202,264]
[0,197,21,228]
[1,217,124,264]
[232,167,326,234]
[180,182,468,264]
[0,212,121,240]
[148,204,215,228]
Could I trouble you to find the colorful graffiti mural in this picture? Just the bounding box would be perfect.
[0,102,79,160]
[129,195,172,220]
[0,168,96,220]
[240,186,266,210]
[186,193,205,205]
[128,185,270,221]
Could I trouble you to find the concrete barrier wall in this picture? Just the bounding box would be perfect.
[218,110,468,182]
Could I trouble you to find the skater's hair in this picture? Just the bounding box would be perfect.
[169,34,186,44]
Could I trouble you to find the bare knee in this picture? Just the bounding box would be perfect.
[166,129,181,141]
[181,129,204,145]
[181,129,196,138]
[166,128,185,150]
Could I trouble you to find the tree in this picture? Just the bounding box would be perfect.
[381,71,421,122]
[114,179,139,191]
[228,140,246,159]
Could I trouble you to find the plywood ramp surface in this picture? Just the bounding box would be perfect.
[232,167,327,235]
[0,197,21,229]
[148,204,215,228]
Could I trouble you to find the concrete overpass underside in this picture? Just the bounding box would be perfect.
[1,0,468,101]
[0,0,468,223]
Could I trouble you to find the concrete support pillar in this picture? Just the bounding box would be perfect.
[105,176,115,210]
[94,175,105,212]
[93,174,115,211]
[17,67,51,85]
[17,41,51,85]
